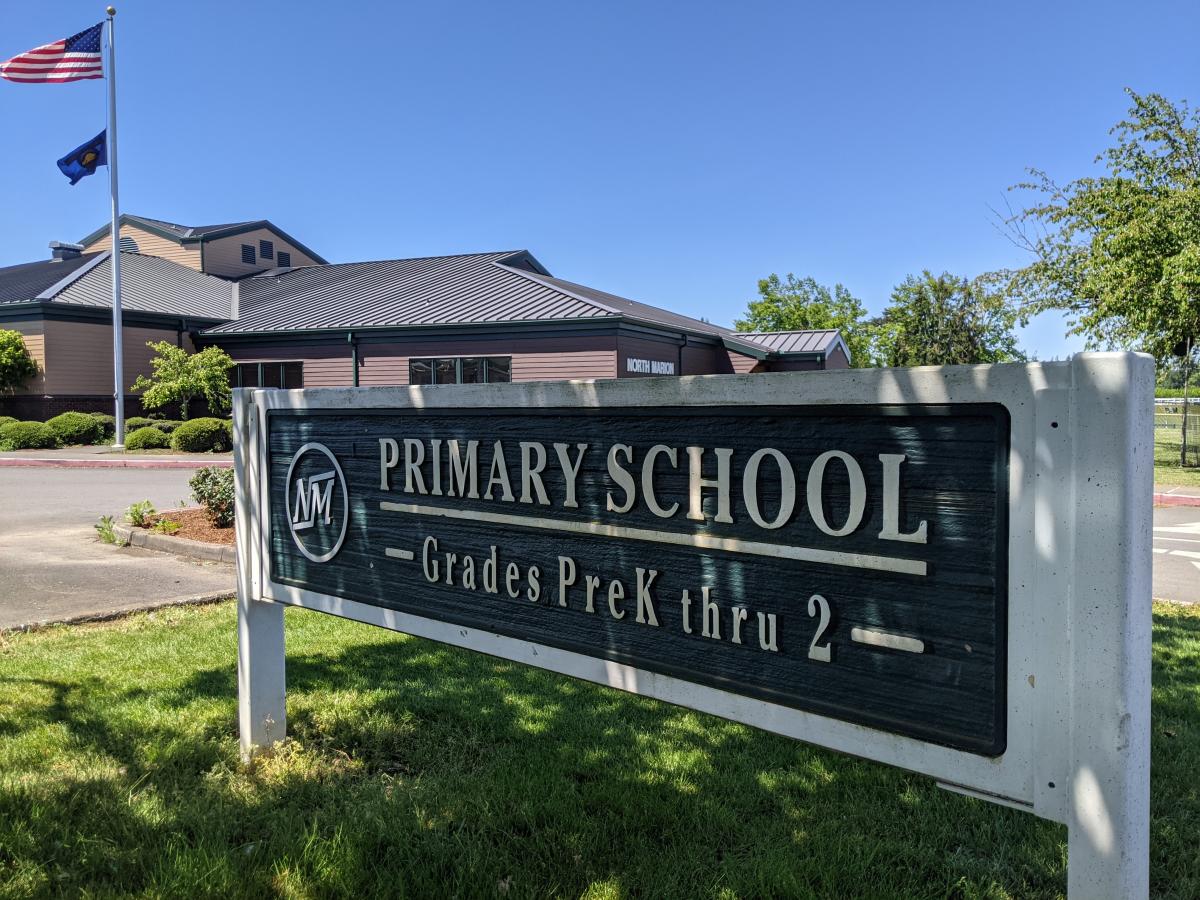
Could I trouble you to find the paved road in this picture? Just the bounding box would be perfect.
[0,468,233,630]
[1154,505,1200,605]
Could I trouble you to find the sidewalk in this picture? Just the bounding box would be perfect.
[0,445,232,469]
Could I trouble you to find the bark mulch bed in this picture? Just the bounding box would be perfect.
[145,508,235,546]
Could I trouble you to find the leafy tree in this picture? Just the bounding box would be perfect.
[998,89,1200,363]
[875,272,1025,367]
[0,328,38,393]
[131,342,234,420]
[735,274,876,366]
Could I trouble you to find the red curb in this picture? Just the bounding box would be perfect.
[0,457,231,470]
[1154,492,1200,508]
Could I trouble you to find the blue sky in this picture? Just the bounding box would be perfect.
[1,1,1197,360]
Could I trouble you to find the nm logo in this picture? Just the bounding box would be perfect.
[285,442,349,563]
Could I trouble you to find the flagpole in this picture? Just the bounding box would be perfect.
[105,6,125,448]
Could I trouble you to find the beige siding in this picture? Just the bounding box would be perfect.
[222,344,353,388]
[201,228,322,278]
[357,336,617,385]
[83,223,202,270]
[42,320,189,394]
[5,321,47,395]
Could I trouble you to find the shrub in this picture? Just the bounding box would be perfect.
[125,500,156,527]
[46,411,104,446]
[190,466,234,527]
[90,413,116,441]
[0,329,38,393]
[152,420,183,434]
[0,415,16,427]
[124,426,169,451]
[95,515,119,545]
[125,417,158,432]
[171,417,232,453]
[0,420,58,450]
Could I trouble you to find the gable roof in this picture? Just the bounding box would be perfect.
[0,252,105,303]
[0,250,231,319]
[77,214,328,264]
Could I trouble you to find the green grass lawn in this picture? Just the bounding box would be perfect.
[0,602,1196,899]
[1154,428,1200,487]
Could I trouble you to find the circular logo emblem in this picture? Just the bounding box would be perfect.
[285,442,349,563]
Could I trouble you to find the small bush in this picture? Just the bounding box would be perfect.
[90,413,116,441]
[171,418,232,453]
[125,500,156,527]
[94,515,119,544]
[152,420,183,434]
[0,415,17,427]
[151,517,180,535]
[190,466,234,527]
[46,411,103,446]
[0,420,58,450]
[125,417,158,432]
[124,426,169,451]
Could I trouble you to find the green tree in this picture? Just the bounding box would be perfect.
[735,274,876,366]
[998,89,1200,363]
[875,272,1025,367]
[131,342,234,420]
[0,329,38,393]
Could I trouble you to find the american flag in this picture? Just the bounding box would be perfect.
[0,23,104,84]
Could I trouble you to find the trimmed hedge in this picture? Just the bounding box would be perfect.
[0,416,16,428]
[170,417,232,453]
[152,420,183,434]
[90,413,116,441]
[125,417,158,432]
[46,411,104,446]
[124,426,170,451]
[0,421,58,450]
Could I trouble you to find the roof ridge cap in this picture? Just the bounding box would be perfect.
[495,264,624,316]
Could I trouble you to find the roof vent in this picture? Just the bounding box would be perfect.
[49,240,84,261]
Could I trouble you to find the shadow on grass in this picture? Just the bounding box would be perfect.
[0,611,1136,898]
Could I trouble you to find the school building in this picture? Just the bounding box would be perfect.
[0,214,850,419]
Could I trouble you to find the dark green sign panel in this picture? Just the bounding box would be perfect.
[267,405,1009,755]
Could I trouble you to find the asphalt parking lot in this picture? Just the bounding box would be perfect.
[1153,505,1200,605]
[0,467,234,630]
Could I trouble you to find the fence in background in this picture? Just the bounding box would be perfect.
[1154,398,1200,468]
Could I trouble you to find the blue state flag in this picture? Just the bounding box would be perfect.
[57,130,106,185]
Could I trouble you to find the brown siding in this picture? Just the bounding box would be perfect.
[680,343,734,376]
[764,358,822,372]
[825,343,850,369]
[616,335,681,378]
[4,320,47,395]
[726,350,763,374]
[201,228,322,278]
[357,335,617,385]
[83,223,202,270]
[42,320,190,394]
[222,343,353,388]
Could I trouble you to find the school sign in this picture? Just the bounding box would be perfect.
[234,354,1152,898]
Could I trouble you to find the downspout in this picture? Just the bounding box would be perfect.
[348,332,359,387]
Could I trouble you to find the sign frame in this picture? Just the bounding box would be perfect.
[234,353,1152,899]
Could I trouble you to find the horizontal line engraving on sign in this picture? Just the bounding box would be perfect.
[379,500,928,576]
[851,627,926,653]
[384,547,414,560]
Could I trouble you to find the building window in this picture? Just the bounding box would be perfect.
[229,361,303,389]
[259,239,274,260]
[241,244,255,264]
[277,251,291,267]
[408,356,512,385]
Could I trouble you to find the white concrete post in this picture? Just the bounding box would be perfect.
[1066,352,1153,898]
[234,389,287,757]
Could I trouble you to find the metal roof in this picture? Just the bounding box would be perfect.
[0,252,105,303]
[50,252,232,319]
[206,251,612,334]
[129,215,260,239]
[76,215,329,265]
[737,330,840,353]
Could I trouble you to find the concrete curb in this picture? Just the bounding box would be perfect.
[0,457,231,470]
[1,592,233,634]
[1154,491,1200,508]
[113,523,236,564]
